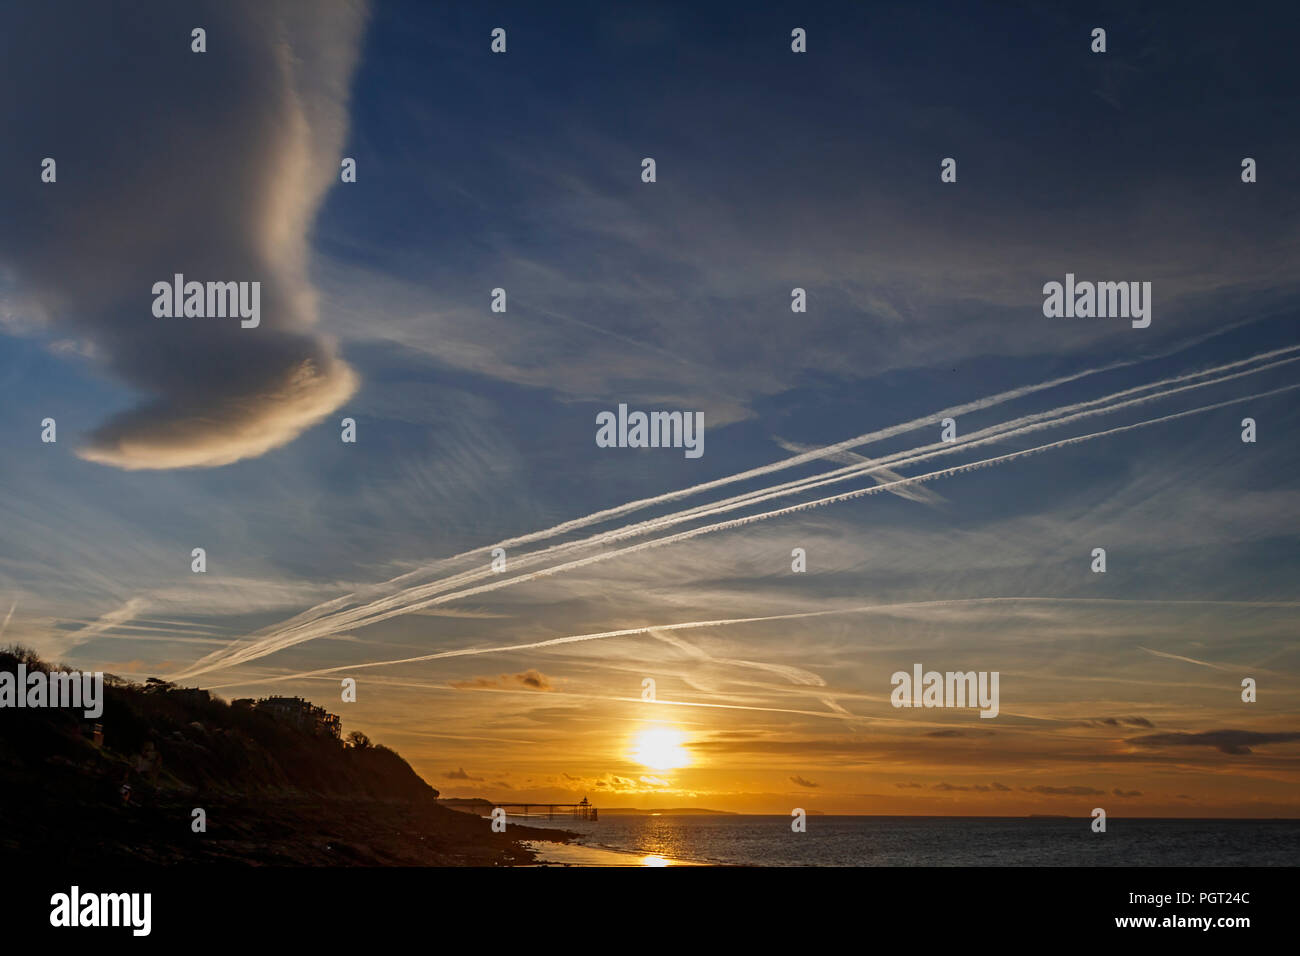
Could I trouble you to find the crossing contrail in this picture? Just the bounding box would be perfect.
[172,377,1298,680]
[449,341,1300,557]
[211,596,1297,725]
[208,596,1300,689]
[183,345,1297,665]
[182,345,1300,675]
[227,341,1300,648]
[171,362,1298,679]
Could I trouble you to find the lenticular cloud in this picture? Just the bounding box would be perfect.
[0,0,367,469]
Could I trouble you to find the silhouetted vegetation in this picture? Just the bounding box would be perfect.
[0,647,565,865]
[0,645,433,801]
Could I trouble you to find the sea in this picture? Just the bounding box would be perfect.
[515,814,1300,866]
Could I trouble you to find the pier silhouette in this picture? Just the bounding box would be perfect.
[497,796,598,821]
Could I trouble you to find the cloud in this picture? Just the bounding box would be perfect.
[1128,730,1300,756]
[0,0,365,469]
[444,767,482,781]
[1112,788,1143,798]
[514,669,556,691]
[789,775,820,789]
[932,782,1012,793]
[1021,785,1107,796]
[1080,716,1155,728]
[449,669,555,692]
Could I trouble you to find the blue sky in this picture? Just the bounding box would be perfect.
[1,0,1297,813]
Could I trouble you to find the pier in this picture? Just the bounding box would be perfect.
[497,797,598,821]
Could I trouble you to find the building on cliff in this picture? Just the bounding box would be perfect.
[254,696,342,739]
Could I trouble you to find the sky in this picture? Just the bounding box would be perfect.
[1,0,1298,816]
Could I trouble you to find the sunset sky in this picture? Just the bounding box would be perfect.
[1,1,1297,816]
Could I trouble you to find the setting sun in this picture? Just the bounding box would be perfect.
[631,727,691,770]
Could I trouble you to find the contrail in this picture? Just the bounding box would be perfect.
[508,350,1300,564]
[206,597,1034,687]
[353,341,1300,601]
[429,685,883,723]
[174,369,1299,678]
[602,352,1300,535]
[303,675,1062,726]
[210,596,1299,689]
[201,363,1131,644]
[249,340,1300,638]
[178,347,1300,678]
[773,437,947,506]
[270,346,1300,624]
[1138,646,1239,672]
[178,343,1300,681]
[301,674,890,724]
[186,351,1300,668]
[175,379,1299,679]
[45,596,148,657]
[467,341,1300,556]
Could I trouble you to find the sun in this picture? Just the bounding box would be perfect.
[631,727,690,770]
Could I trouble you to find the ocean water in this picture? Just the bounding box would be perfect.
[516,814,1300,866]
